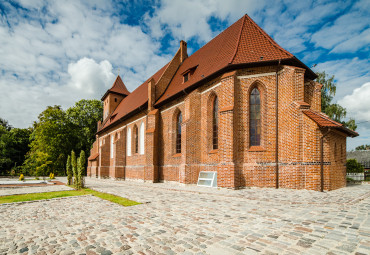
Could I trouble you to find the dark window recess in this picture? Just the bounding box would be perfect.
[176,112,182,153]
[213,97,218,150]
[250,88,261,146]
[115,98,117,102]
[134,125,138,154]
[184,73,189,82]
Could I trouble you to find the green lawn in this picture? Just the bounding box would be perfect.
[0,188,140,206]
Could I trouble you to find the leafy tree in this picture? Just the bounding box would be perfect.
[66,100,103,156]
[23,106,73,176]
[355,144,370,150]
[0,118,12,131]
[0,124,31,175]
[21,100,102,176]
[316,71,356,130]
[346,159,364,173]
[66,155,72,185]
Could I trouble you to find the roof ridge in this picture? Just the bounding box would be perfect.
[244,14,292,58]
[229,15,246,64]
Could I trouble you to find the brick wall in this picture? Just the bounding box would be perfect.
[90,65,348,191]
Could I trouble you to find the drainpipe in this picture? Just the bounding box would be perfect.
[275,60,281,189]
[320,128,331,192]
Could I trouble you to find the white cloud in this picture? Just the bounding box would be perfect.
[310,3,370,52]
[313,58,370,101]
[339,82,370,122]
[68,58,115,95]
[0,0,171,128]
[145,0,267,43]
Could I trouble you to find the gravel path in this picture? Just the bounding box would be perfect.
[0,178,369,254]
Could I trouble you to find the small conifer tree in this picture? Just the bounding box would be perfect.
[66,155,72,185]
[71,150,77,186]
[77,150,85,189]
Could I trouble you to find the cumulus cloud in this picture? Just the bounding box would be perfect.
[339,82,370,122]
[0,0,170,128]
[313,58,370,101]
[68,58,115,96]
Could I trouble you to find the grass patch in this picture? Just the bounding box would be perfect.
[0,188,140,206]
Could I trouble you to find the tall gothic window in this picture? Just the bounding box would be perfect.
[133,125,138,154]
[250,88,261,146]
[140,122,145,155]
[176,112,182,153]
[127,127,131,156]
[212,96,218,150]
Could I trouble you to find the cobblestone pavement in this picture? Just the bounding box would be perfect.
[0,178,369,255]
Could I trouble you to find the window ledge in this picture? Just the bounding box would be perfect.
[209,149,218,154]
[248,146,266,152]
[173,153,182,158]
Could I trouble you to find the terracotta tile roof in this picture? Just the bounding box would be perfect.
[155,14,295,106]
[101,75,130,100]
[303,109,358,137]
[98,14,316,133]
[99,63,169,132]
[88,153,99,161]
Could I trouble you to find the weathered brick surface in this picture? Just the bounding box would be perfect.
[88,65,349,191]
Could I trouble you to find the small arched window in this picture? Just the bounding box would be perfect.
[140,122,145,154]
[213,96,218,150]
[127,127,131,156]
[250,88,261,146]
[176,112,182,153]
[133,125,138,154]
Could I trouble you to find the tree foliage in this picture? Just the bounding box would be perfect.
[66,155,72,185]
[316,71,357,130]
[22,99,103,176]
[355,144,370,151]
[346,159,364,173]
[0,123,31,175]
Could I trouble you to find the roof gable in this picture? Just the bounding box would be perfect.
[101,75,130,100]
[99,63,169,132]
[155,14,298,105]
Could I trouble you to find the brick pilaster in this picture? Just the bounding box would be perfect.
[145,109,159,182]
[218,71,238,188]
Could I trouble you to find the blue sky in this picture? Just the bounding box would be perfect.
[0,0,369,150]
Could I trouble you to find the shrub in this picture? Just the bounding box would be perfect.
[19,174,24,181]
[71,151,77,185]
[76,150,85,190]
[346,159,364,173]
[35,177,39,180]
[49,173,55,179]
[66,155,72,185]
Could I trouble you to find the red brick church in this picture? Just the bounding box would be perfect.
[87,14,357,191]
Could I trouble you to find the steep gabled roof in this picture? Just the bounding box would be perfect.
[98,14,317,133]
[101,75,130,100]
[155,14,308,106]
[99,63,169,132]
[303,109,358,137]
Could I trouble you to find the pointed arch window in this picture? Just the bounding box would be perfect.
[250,88,261,146]
[127,127,131,156]
[140,122,145,155]
[176,112,182,153]
[133,125,138,154]
[213,96,218,150]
